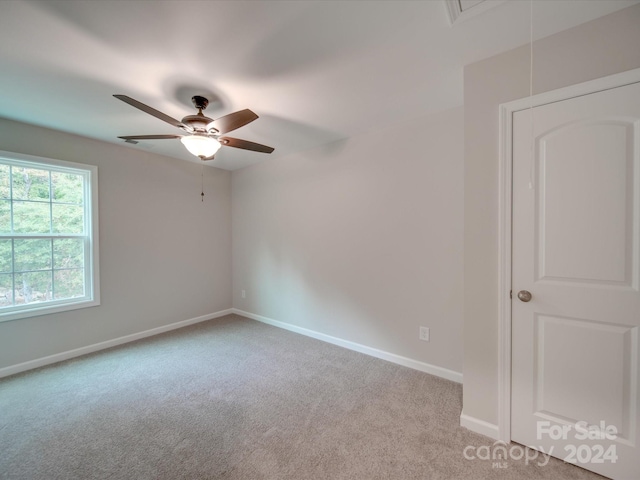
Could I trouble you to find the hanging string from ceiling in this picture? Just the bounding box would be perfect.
[528,0,535,190]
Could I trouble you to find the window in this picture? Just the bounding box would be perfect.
[0,151,99,321]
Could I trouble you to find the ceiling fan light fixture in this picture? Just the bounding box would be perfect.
[180,134,221,158]
[114,95,273,156]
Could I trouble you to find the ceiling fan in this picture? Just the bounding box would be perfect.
[113,94,274,160]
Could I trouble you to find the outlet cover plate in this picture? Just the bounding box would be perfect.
[419,326,430,342]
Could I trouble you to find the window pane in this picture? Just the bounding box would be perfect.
[11,167,50,201]
[53,238,84,269]
[0,165,9,199]
[52,172,83,204]
[0,239,12,273]
[0,156,96,320]
[13,201,51,234]
[0,273,12,307]
[15,271,52,305]
[0,200,10,233]
[14,239,52,272]
[52,204,83,234]
[54,269,84,300]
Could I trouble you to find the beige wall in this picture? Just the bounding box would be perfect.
[463,4,640,426]
[0,118,232,369]
[232,107,464,373]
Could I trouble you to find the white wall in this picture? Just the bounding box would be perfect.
[463,4,640,427]
[232,107,464,374]
[0,118,232,369]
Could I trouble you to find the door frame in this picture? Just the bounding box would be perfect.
[497,67,640,443]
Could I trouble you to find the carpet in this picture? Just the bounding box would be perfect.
[0,314,604,479]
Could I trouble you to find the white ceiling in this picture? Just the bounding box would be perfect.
[0,0,637,170]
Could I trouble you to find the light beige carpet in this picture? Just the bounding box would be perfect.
[0,314,604,479]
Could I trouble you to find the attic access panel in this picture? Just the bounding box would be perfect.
[445,0,507,25]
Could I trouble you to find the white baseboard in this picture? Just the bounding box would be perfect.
[232,308,463,384]
[0,308,234,379]
[460,412,500,440]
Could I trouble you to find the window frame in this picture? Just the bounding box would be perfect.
[0,150,100,322]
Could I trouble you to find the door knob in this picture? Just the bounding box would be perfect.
[517,290,532,302]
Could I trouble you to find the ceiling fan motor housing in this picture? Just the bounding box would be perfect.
[181,96,215,132]
[182,113,214,132]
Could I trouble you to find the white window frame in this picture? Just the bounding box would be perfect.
[0,150,100,322]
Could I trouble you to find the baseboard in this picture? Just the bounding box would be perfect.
[0,308,234,379]
[460,412,500,440]
[232,308,463,384]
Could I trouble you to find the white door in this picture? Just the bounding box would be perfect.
[511,80,640,480]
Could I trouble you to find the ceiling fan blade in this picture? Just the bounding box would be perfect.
[219,136,274,154]
[114,95,189,130]
[208,109,258,135]
[118,135,182,140]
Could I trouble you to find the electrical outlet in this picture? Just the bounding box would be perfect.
[419,326,430,342]
[241,290,246,299]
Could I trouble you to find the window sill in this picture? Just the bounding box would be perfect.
[0,297,100,323]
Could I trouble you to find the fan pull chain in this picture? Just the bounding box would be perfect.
[201,162,205,202]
